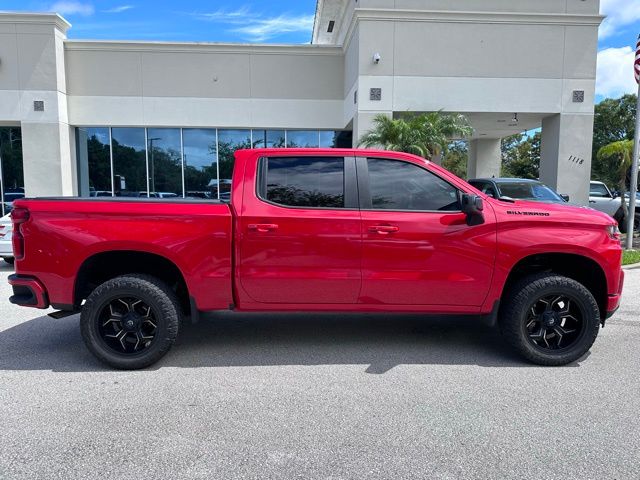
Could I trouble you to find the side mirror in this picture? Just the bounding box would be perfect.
[560,194,570,202]
[611,191,619,199]
[461,193,485,226]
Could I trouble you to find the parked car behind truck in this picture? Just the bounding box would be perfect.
[0,214,13,264]
[468,178,569,204]
[589,180,639,232]
[8,149,624,369]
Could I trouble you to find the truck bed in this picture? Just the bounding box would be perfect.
[13,197,234,311]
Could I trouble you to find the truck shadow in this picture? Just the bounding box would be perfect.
[0,311,586,373]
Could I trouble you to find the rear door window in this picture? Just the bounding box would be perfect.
[260,157,345,208]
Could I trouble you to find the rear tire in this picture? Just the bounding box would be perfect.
[500,274,600,366]
[3,257,14,265]
[80,274,180,369]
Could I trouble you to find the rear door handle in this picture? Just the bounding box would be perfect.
[369,225,399,235]
[248,223,279,233]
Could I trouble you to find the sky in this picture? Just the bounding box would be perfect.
[1,0,639,102]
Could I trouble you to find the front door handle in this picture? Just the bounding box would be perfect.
[248,223,279,233]
[369,225,399,235]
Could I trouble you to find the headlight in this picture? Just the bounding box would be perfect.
[606,224,621,240]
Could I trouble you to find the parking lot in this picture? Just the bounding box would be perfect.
[1,262,639,479]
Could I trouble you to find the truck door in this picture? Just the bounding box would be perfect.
[237,154,361,304]
[357,157,496,307]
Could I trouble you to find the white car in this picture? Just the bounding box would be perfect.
[589,181,621,217]
[589,181,639,233]
[0,214,14,265]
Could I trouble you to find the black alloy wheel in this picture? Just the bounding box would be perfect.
[525,294,584,351]
[98,297,159,354]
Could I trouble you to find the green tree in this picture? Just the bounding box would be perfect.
[442,142,468,178]
[86,134,111,191]
[597,140,633,218]
[358,112,473,159]
[501,132,540,179]
[592,94,637,186]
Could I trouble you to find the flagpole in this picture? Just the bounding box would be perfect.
[627,36,640,250]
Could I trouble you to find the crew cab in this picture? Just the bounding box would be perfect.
[8,149,624,369]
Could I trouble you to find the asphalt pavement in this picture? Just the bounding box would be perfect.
[1,261,639,479]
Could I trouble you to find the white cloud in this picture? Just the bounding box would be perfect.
[232,14,315,42]
[103,5,134,14]
[193,8,314,42]
[49,1,94,16]
[596,46,638,98]
[600,0,640,39]
[194,7,256,24]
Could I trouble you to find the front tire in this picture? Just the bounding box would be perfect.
[80,274,180,369]
[500,274,600,366]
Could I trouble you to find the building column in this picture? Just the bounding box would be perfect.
[467,138,502,179]
[21,121,76,196]
[540,114,594,205]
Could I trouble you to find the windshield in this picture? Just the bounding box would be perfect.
[498,182,564,202]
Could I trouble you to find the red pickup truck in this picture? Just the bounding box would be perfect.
[8,149,624,369]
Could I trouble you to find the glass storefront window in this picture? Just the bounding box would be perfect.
[77,127,111,197]
[287,130,319,148]
[183,129,217,199]
[319,131,337,148]
[334,130,353,148]
[112,128,147,197]
[218,130,250,199]
[147,128,182,198]
[252,130,286,149]
[77,127,353,201]
[0,127,24,216]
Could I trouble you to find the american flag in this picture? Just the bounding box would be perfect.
[636,34,640,84]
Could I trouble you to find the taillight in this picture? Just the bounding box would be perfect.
[11,207,29,260]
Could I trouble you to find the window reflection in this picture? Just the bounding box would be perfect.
[147,128,182,198]
[287,130,319,148]
[265,157,344,208]
[218,130,250,200]
[183,129,217,199]
[319,131,337,148]
[112,128,147,197]
[252,130,286,148]
[77,127,111,197]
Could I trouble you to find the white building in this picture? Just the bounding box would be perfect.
[0,0,602,210]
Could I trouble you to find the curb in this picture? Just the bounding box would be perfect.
[622,263,640,270]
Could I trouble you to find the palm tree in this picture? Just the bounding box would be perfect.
[357,114,430,157]
[358,111,473,161]
[597,140,634,227]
